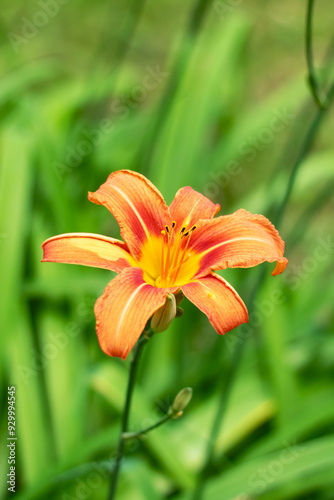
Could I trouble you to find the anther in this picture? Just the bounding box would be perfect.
[172,221,176,228]
[191,225,197,232]
[165,225,170,234]
[180,227,186,234]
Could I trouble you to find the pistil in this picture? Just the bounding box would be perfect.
[171,226,196,283]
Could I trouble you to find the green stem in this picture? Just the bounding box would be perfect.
[286,177,334,252]
[306,0,325,108]
[122,414,172,440]
[191,76,334,500]
[107,330,152,500]
[274,80,334,228]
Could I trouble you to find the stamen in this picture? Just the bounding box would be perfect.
[160,223,196,286]
[161,231,166,280]
[171,227,196,283]
[171,242,189,282]
[168,229,184,280]
[164,230,172,282]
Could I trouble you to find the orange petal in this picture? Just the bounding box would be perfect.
[42,233,135,272]
[181,273,248,334]
[88,170,171,259]
[95,267,169,359]
[169,186,220,231]
[190,209,288,277]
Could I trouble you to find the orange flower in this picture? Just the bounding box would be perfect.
[42,170,288,359]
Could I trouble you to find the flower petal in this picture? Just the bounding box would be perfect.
[88,170,171,258]
[169,186,220,231]
[181,273,248,335]
[94,267,170,359]
[42,233,135,272]
[190,209,288,277]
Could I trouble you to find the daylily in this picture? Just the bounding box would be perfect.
[42,170,288,359]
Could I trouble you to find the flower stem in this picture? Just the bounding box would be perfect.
[306,0,325,109]
[122,414,172,440]
[274,80,334,228]
[107,330,152,500]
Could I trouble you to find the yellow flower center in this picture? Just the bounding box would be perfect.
[138,222,201,288]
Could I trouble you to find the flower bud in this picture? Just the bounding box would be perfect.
[151,293,176,333]
[170,387,193,414]
[174,290,184,306]
[172,410,183,419]
[176,307,184,317]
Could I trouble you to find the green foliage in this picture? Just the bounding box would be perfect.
[1,1,333,499]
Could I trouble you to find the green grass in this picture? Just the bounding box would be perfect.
[1,1,333,499]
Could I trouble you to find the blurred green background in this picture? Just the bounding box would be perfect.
[1,1,334,499]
